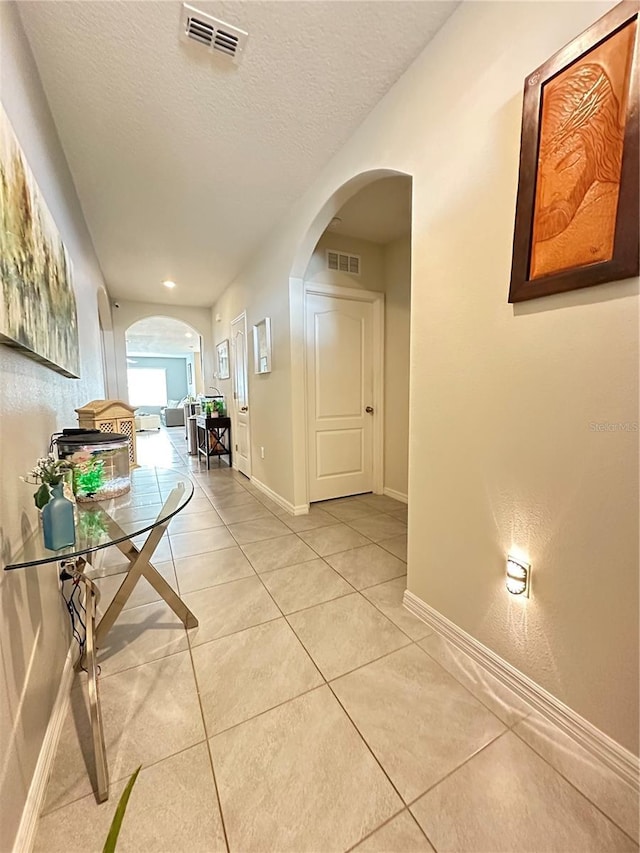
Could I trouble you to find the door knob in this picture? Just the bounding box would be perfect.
[365,406,374,414]
[240,406,248,412]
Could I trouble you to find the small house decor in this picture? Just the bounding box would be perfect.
[75,400,138,467]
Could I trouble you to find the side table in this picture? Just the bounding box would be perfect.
[196,415,232,469]
[4,467,197,803]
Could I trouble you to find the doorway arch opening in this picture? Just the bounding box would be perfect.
[124,315,203,416]
[289,169,413,512]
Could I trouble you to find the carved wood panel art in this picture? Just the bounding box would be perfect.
[509,2,639,302]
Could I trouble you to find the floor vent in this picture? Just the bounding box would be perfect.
[327,250,361,276]
[180,4,248,65]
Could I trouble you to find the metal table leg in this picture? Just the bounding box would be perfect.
[95,485,198,646]
[65,557,109,803]
[62,485,198,803]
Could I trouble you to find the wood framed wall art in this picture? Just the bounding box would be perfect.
[509,1,639,302]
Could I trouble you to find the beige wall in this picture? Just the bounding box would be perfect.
[211,267,296,501]
[213,0,638,752]
[304,232,411,498]
[0,3,107,845]
[382,235,411,498]
[306,233,385,291]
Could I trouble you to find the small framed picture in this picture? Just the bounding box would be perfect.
[216,339,230,380]
[253,318,272,374]
[187,362,192,384]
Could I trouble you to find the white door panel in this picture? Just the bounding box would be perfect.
[316,429,364,477]
[306,293,376,502]
[315,312,364,418]
[231,312,251,478]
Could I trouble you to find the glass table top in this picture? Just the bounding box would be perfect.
[5,467,194,570]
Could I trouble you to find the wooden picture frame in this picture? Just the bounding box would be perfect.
[509,1,639,303]
[216,339,230,380]
[253,318,272,374]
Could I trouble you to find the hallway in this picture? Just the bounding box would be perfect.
[33,429,636,852]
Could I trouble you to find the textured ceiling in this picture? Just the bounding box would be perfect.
[126,315,201,356]
[329,176,412,244]
[18,1,458,306]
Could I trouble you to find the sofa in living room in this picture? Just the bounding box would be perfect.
[160,400,185,427]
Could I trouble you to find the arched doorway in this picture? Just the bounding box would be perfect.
[125,316,203,419]
[289,169,412,511]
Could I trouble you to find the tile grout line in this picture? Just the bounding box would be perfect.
[343,807,437,853]
[188,624,417,741]
[39,737,211,820]
[267,570,429,846]
[204,682,329,741]
[185,639,232,853]
[508,724,640,846]
[410,626,621,812]
[341,806,408,852]
[325,677,415,818]
[271,597,418,848]
[89,436,418,851]
[403,728,511,810]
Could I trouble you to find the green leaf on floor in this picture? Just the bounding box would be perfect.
[102,765,141,853]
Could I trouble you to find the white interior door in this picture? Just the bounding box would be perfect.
[306,291,378,502]
[231,312,251,478]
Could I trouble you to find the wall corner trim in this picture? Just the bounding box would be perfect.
[403,590,640,793]
[13,645,75,853]
[383,487,408,504]
[250,476,309,516]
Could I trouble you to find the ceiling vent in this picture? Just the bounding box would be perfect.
[327,250,361,276]
[180,4,248,64]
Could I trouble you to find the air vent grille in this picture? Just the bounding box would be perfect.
[327,250,360,276]
[181,4,248,64]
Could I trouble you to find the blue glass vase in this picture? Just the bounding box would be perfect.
[42,483,76,551]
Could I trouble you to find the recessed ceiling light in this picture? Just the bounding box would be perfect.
[185,332,193,338]
[163,280,176,289]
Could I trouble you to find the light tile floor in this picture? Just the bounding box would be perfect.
[34,428,639,852]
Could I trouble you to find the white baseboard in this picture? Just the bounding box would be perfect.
[403,590,639,793]
[250,476,309,516]
[383,487,408,504]
[13,646,75,853]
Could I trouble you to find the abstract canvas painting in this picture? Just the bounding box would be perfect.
[509,2,639,302]
[0,105,79,377]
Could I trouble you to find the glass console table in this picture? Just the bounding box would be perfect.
[4,467,198,803]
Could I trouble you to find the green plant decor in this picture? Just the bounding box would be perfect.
[102,765,141,853]
[74,458,105,497]
[23,454,74,508]
[34,483,51,510]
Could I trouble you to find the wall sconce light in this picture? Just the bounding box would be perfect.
[506,555,531,597]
